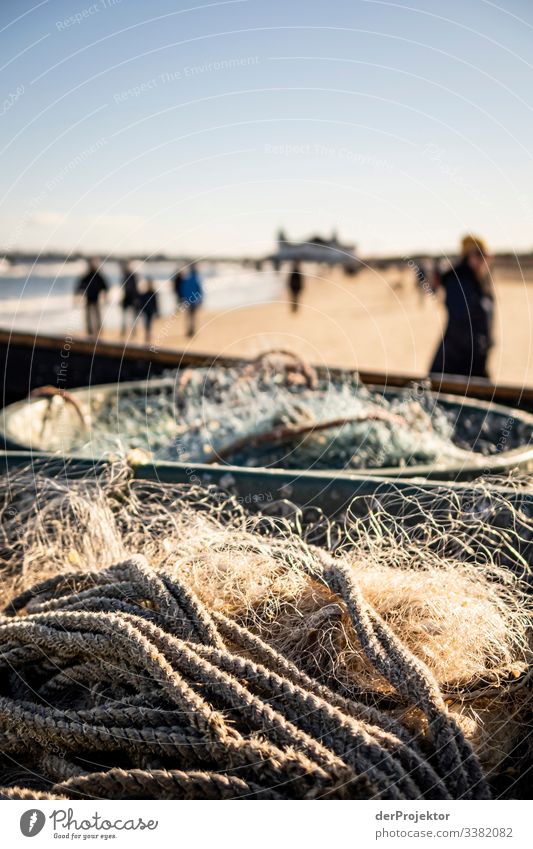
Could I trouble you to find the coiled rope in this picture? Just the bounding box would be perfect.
[0,554,491,800]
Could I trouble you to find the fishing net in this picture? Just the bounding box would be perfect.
[20,352,532,470]
[0,462,531,800]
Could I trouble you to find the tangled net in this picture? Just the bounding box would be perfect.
[0,462,531,800]
[22,351,531,469]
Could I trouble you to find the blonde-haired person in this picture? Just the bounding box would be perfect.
[430,234,494,378]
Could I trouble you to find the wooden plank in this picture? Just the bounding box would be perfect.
[2,450,532,517]
[2,327,533,410]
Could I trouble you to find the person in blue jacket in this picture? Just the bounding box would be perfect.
[430,235,494,378]
[180,262,203,337]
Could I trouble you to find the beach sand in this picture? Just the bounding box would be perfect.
[104,262,533,385]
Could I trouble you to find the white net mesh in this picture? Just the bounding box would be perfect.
[0,460,530,799]
[26,352,533,472]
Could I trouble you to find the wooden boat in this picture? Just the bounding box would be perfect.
[2,327,533,411]
[1,449,532,516]
[2,449,532,577]
[2,378,533,481]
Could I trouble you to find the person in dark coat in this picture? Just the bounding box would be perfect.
[120,261,139,337]
[137,277,159,344]
[76,258,109,337]
[173,267,184,310]
[430,235,494,379]
[288,261,304,313]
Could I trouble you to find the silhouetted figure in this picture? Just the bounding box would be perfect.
[181,263,203,337]
[120,261,139,337]
[173,267,184,310]
[413,257,440,305]
[288,262,303,313]
[76,258,109,337]
[137,278,159,345]
[430,235,494,378]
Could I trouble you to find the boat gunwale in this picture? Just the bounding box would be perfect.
[1,375,533,481]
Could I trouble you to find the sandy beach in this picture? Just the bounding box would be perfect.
[103,262,533,386]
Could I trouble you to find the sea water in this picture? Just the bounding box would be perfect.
[0,259,284,334]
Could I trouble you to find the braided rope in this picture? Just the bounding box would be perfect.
[55,768,285,800]
[320,559,490,799]
[0,557,493,800]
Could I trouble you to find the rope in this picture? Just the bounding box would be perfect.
[205,410,409,465]
[0,555,492,800]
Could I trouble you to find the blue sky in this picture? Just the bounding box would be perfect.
[1,0,533,257]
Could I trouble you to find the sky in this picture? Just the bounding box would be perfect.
[1,0,533,258]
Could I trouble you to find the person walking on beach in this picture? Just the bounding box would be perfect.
[180,262,203,337]
[120,261,139,337]
[173,266,184,311]
[430,234,494,378]
[412,257,439,306]
[76,258,109,337]
[288,261,304,313]
[137,277,159,345]
[412,258,429,306]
